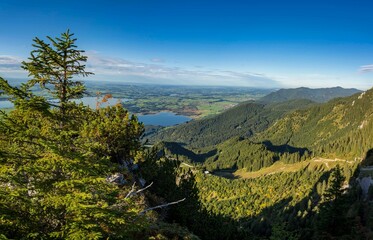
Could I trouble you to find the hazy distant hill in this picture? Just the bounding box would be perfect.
[260,86,361,103]
[146,99,316,148]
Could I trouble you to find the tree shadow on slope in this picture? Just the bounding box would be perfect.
[360,148,373,167]
[262,140,310,155]
[157,141,217,163]
[211,167,241,179]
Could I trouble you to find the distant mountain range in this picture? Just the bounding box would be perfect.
[259,86,361,103]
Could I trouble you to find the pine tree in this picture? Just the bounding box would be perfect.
[316,165,347,237]
[21,30,92,117]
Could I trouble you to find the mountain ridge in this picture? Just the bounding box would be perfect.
[259,86,361,103]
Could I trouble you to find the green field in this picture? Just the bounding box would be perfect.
[0,80,273,119]
[84,82,272,118]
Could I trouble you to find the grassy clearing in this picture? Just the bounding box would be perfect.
[197,101,237,118]
[232,158,358,179]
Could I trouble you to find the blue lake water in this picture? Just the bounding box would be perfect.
[138,112,191,126]
[0,97,129,109]
[0,98,191,126]
[71,97,130,108]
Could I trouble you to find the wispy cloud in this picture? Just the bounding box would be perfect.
[359,64,373,73]
[0,55,24,74]
[0,53,281,88]
[86,52,280,88]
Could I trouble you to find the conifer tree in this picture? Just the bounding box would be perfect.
[21,30,92,116]
[316,165,347,236]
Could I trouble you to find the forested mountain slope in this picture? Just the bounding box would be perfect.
[148,89,373,239]
[260,86,361,103]
[255,88,373,159]
[146,99,315,148]
[154,88,373,177]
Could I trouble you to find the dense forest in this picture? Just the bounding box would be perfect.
[1,31,373,240]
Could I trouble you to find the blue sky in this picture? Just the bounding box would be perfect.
[1,0,373,89]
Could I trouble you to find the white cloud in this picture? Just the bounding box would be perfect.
[0,56,22,64]
[359,64,373,73]
[85,52,280,88]
[0,53,281,88]
[0,55,25,73]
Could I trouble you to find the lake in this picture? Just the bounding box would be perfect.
[0,97,191,126]
[138,112,191,126]
[72,97,130,108]
[0,97,129,109]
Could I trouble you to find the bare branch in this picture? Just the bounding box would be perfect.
[125,182,136,198]
[139,198,186,215]
[125,182,153,198]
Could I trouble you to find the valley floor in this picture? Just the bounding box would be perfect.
[214,157,361,179]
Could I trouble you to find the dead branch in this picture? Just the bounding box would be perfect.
[125,181,153,198]
[139,198,186,215]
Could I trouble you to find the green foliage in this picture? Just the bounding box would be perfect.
[157,136,310,173]
[21,30,92,115]
[323,165,345,202]
[0,32,158,239]
[315,165,348,237]
[144,222,200,240]
[270,223,299,240]
[203,137,277,171]
[78,104,144,164]
[195,169,323,222]
[0,82,151,239]
[155,141,202,163]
